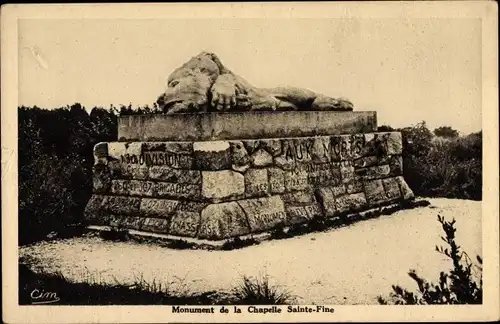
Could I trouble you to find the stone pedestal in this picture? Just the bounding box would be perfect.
[84,111,414,240]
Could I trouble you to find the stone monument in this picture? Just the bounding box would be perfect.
[84,52,414,241]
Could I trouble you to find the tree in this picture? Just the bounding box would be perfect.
[18,104,119,245]
[377,125,394,132]
[434,126,459,138]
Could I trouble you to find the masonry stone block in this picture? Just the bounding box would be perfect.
[202,170,245,200]
[139,198,179,218]
[384,132,403,155]
[260,139,282,157]
[168,202,205,237]
[230,141,251,167]
[193,141,231,170]
[346,181,364,194]
[84,194,106,221]
[237,196,287,232]
[141,217,170,234]
[250,148,273,167]
[245,168,269,197]
[364,179,387,205]
[93,142,109,165]
[92,164,111,194]
[316,187,337,218]
[268,167,285,194]
[356,164,391,180]
[149,166,201,184]
[335,193,367,214]
[198,202,250,239]
[382,177,402,201]
[396,176,415,200]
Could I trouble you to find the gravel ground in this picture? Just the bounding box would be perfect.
[19,198,481,305]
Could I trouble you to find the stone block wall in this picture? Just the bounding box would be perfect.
[84,132,414,240]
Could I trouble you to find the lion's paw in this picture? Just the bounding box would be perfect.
[210,74,247,111]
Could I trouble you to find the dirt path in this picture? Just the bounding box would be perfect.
[20,198,481,304]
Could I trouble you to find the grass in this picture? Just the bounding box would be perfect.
[19,261,296,305]
[18,263,232,305]
[230,274,296,305]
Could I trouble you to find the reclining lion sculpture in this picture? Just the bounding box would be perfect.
[157,52,354,114]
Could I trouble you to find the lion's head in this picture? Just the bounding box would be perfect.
[157,52,225,114]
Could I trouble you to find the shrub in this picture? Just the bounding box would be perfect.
[230,274,296,305]
[378,215,482,305]
[399,122,481,200]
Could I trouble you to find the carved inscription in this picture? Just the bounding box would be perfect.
[280,161,353,192]
[169,202,205,237]
[325,136,365,160]
[253,211,287,225]
[238,196,286,232]
[281,136,367,163]
[120,152,193,168]
[286,204,322,224]
[270,132,401,194]
[111,180,199,198]
[282,140,313,161]
[111,180,154,196]
[156,182,196,195]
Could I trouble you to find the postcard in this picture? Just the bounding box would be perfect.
[1,1,498,323]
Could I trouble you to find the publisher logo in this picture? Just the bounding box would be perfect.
[30,289,60,305]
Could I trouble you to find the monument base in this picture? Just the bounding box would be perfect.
[84,131,415,241]
[86,199,429,250]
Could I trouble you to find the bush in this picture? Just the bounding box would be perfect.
[399,122,481,200]
[230,274,296,305]
[378,215,482,304]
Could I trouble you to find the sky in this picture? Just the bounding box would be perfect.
[18,18,482,134]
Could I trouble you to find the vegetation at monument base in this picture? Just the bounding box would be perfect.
[378,122,482,200]
[18,105,482,246]
[18,262,221,305]
[19,261,293,305]
[378,215,482,305]
[230,274,296,305]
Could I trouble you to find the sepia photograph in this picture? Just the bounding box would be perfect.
[2,2,498,323]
